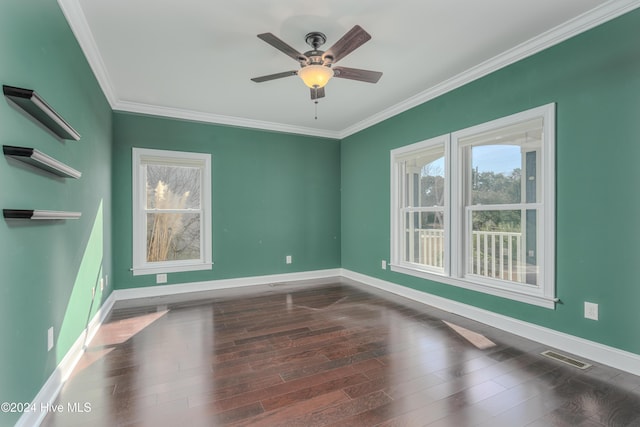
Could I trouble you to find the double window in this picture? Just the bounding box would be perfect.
[132,148,212,276]
[391,104,555,308]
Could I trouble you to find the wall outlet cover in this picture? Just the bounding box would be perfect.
[584,302,599,320]
[47,327,54,352]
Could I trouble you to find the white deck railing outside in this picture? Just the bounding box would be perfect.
[410,229,524,282]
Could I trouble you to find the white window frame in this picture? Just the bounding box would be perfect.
[390,134,451,276]
[391,104,556,308]
[132,148,212,276]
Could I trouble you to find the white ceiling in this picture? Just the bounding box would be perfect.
[58,0,638,139]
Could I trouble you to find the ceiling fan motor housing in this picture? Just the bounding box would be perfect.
[305,32,326,49]
[302,32,331,66]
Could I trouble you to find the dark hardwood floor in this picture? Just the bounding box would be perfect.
[41,279,640,427]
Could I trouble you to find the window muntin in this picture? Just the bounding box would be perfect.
[133,148,212,275]
[391,104,555,308]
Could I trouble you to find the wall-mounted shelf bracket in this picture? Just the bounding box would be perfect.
[3,145,81,178]
[3,209,82,220]
[2,85,81,141]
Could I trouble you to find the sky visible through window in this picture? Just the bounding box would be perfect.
[473,145,520,174]
[419,144,520,178]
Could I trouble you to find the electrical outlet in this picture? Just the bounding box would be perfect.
[47,327,54,352]
[286,255,292,264]
[381,260,387,270]
[584,302,598,320]
[156,273,167,284]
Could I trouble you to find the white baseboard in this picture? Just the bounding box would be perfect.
[16,292,116,427]
[341,269,640,377]
[111,268,342,302]
[20,267,639,426]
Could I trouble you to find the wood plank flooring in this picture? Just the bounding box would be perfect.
[41,279,640,426]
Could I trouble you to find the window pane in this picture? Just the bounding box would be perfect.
[146,213,201,262]
[469,209,537,285]
[404,211,445,270]
[403,149,445,208]
[471,144,522,205]
[146,165,201,209]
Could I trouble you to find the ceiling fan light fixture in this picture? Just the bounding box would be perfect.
[298,64,334,89]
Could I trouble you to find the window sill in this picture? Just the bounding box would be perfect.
[132,262,213,276]
[390,264,556,309]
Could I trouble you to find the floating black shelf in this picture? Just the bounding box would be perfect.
[3,85,81,141]
[3,209,81,220]
[3,145,81,178]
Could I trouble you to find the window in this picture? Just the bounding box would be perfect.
[132,148,212,275]
[391,104,555,308]
[390,135,450,274]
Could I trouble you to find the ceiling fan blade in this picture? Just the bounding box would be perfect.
[251,71,297,83]
[310,87,325,100]
[257,33,307,62]
[332,66,382,83]
[324,25,371,63]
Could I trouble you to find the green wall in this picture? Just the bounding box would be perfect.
[0,1,112,425]
[112,113,341,289]
[341,9,640,355]
[2,3,640,425]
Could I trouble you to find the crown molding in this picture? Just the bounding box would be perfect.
[57,0,118,107]
[58,0,639,139]
[57,0,339,139]
[338,0,640,138]
[113,100,341,139]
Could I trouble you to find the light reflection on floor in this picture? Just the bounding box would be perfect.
[70,309,169,378]
[443,321,496,350]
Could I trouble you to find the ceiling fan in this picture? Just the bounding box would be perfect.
[251,25,383,101]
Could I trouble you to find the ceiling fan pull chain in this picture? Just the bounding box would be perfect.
[314,87,319,120]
